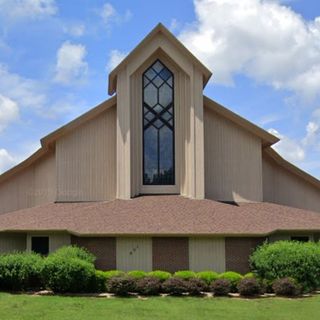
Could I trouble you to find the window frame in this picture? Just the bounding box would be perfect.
[142,59,175,186]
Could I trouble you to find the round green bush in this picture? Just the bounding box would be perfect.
[42,256,95,293]
[107,276,136,296]
[135,276,162,295]
[196,271,219,284]
[218,272,243,292]
[272,278,300,297]
[250,241,320,291]
[89,270,108,293]
[0,252,44,291]
[162,277,187,296]
[127,270,147,279]
[243,272,255,279]
[147,270,171,282]
[104,270,125,280]
[237,278,260,297]
[185,278,206,296]
[49,245,95,264]
[210,279,231,296]
[174,270,196,280]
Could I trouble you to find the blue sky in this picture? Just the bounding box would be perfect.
[0,0,320,179]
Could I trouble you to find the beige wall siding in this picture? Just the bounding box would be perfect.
[204,106,263,202]
[26,233,70,253]
[0,153,56,215]
[56,106,116,202]
[0,234,26,253]
[263,155,320,212]
[116,237,152,271]
[189,238,225,272]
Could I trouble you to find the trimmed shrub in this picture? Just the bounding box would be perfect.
[147,270,171,282]
[127,270,147,279]
[42,256,95,293]
[211,279,231,296]
[107,276,136,296]
[104,270,125,280]
[89,270,108,293]
[196,271,219,285]
[186,278,206,296]
[174,270,196,280]
[218,272,243,292]
[237,278,260,297]
[272,278,300,297]
[135,276,162,295]
[49,245,95,264]
[243,272,255,279]
[162,277,187,296]
[250,241,320,291]
[0,252,43,291]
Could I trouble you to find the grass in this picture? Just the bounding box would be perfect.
[0,293,319,320]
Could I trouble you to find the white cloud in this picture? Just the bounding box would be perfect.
[54,41,88,85]
[179,0,320,100]
[268,128,305,163]
[0,0,57,20]
[0,64,46,111]
[106,49,127,71]
[0,149,16,173]
[0,94,19,132]
[63,24,85,37]
[99,2,132,27]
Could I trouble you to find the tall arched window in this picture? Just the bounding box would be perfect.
[143,60,174,185]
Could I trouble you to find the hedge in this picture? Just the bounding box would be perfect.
[250,241,320,291]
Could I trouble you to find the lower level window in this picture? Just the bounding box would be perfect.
[291,236,309,242]
[31,236,49,255]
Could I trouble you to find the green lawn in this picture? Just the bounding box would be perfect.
[0,293,319,320]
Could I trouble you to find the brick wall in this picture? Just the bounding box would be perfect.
[152,237,189,272]
[225,237,266,274]
[71,236,116,270]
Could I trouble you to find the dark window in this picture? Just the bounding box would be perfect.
[31,236,49,255]
[143,60,174,185]
[291,236,309,242]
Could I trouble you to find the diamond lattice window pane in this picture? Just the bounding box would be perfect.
[145,68,156,80]
[153,75,164,88]
[159,68,172,81]
[159,83,172,107]
[152,61,164,73]
[144,83,157,107]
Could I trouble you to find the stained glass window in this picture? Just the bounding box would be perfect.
[143,60,174,185]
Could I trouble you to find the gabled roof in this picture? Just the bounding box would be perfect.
[0,195,320,236]
[41,96,116,148]
[264,147,320,190]
[108,23,212,95]
[0,96,116,185]
[204,95,279,147]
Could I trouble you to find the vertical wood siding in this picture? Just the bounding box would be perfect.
[56,106,116,202]
[204,106,263,202]
[26,233,70,253]
[0,152,56,214]
[0,234,26,253]
[189,238,226,272]
[116,237,152,271]
[263,155,320,212]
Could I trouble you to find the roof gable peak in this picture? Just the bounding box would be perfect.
[108,23,212,95]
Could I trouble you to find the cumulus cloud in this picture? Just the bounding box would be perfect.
[106,49,127,71]
[99,2,132,27]
[63,23,85,37]
[179,0,320,101]
[0,64,46,111]
[54,41,88,85]
[0,149,16,173]
[0,0,57,20]
[268,128,305,163]
[0,94,19,132]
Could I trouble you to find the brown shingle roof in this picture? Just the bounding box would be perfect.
[0,196,320,236]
